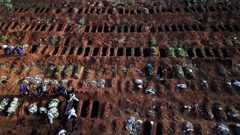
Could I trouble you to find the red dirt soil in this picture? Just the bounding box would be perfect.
[0,0,239,135]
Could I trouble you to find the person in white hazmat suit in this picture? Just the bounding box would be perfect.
[68,93,79,102]
[68,107,77,119]
[58,129,66,135]
[47,112,54,124]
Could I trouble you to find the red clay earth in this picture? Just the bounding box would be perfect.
[0,0,239,135]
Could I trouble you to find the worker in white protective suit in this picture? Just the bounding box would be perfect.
[68,93,79,102]
[58,129,66,135]
[68,107,77,119]
[47,112,54,124]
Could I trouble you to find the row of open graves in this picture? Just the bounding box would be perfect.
[132,101,240,135]
[2,20,240,33]
[11,2,240,15]
[29,45,232,58]
[0,97,239,134]
[27,62,229,81]
[3,62,238,97]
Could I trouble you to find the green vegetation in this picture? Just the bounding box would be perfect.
[170,41,187,58]
[0,0,14,10]
[150,47,157,56]
[148,38,157,47]
[166,41,188,58]
[166,47,175,57]
[63,65,73,74]
[176,47,187,58]
[118,0,134,6]
[54,65,63,76]
[227,105,240,121]
[225,39,240,47]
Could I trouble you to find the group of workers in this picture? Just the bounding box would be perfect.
[19,81,70,97]
[19,80,79,134]
[19,81,47,96]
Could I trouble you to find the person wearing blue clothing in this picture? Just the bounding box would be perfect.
[15,46,23,57]
[19,84,25,95]
[6,45,14,55]
[41,82,47,96]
